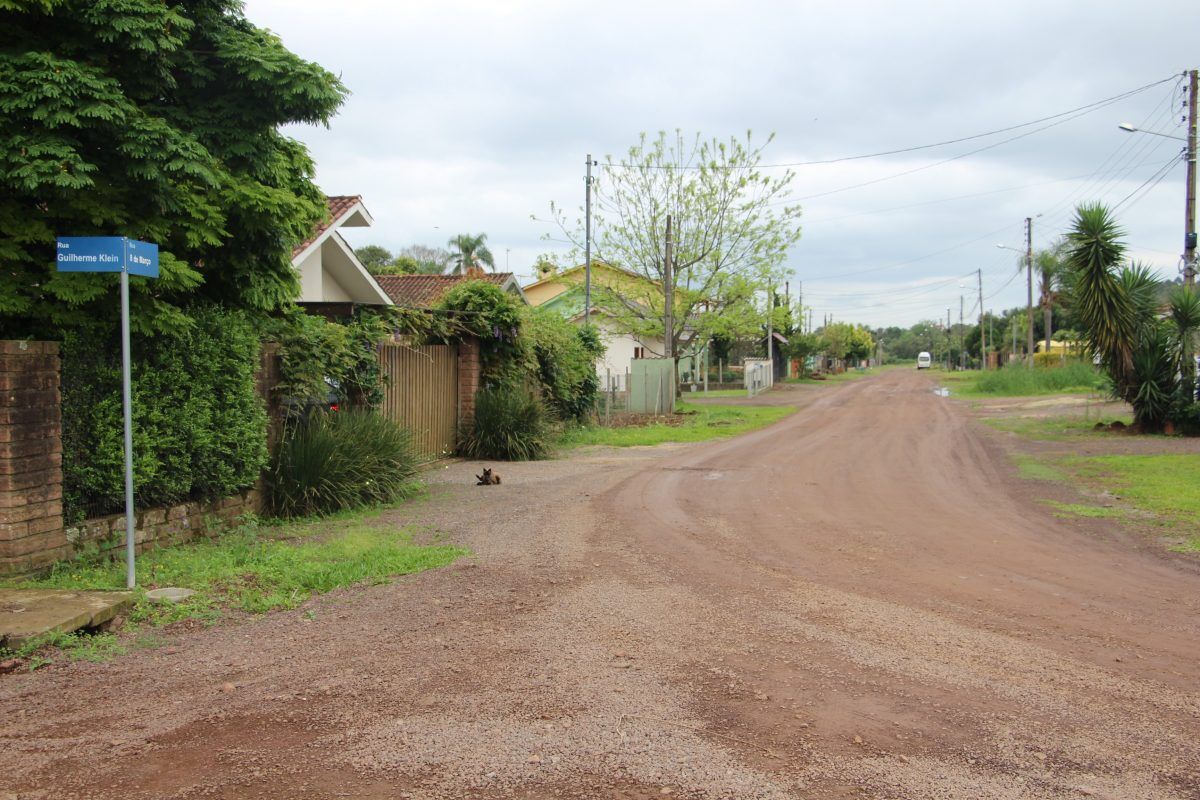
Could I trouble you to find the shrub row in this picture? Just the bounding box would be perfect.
[61,308,267,523]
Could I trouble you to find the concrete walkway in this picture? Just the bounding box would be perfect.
[0,589,133,648]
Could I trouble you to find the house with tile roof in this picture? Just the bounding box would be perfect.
[374,273,527,309]
[522,263,673,389]
[291,195,392,314]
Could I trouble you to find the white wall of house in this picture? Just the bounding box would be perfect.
[594,317,663,389]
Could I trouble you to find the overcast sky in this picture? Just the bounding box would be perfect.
[245,0,1196,328]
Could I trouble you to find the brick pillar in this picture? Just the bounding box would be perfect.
[0,341,66,575]
[457,336,481,427]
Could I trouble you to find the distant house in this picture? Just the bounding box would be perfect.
[374,273,527,309]
[291,195,393,316]
[522,263,673,389]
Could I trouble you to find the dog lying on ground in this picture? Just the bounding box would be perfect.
[475,468,501,485]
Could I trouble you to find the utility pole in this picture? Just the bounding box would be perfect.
[1025,216,1035,367]
[584,154,597,325]
[1185,68,1197,286]
[1183,69,1198,399]
[977,268,986,370]
[946,308,952,370]
[766,281,774,368]
[959,295,965,371]
[663,214,674,361]
[797,281,803,332]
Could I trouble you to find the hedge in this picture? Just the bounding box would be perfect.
[61,308,268,522]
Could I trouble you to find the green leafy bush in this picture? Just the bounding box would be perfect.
[61,308,267,522]
[267,410,419,518]
[266,308,397,410]
[459,385,550,461]
[434,281,526,381]
[525,310,603,421]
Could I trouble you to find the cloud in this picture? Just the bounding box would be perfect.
[248,0,1195,327]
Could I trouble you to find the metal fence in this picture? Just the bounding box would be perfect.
[378,343,459,461]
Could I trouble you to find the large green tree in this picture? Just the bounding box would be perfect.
[553,130,803,363]
[0,0,347,337]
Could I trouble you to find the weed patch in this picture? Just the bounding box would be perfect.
[1041,500,1127,520]
[984,414,1132,441]
[1012,454,1064,482]
[561,403,794,448]
[944,364,1106,397]
[3,517,468,669]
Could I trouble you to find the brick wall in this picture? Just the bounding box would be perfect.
[457,336,481,425]
[0,339,273,576]
[0,341,67,574]
[65,490,261,559]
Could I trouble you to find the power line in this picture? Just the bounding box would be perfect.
[604,75,1177,172]
[802,221,1017,282]
[1112,156,1181,212]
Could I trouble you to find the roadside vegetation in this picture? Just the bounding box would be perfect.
[2,513,467,669]
[560,402,793,448]
[941,362,1105,397]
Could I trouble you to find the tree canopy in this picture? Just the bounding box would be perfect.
[0,0,347,337]
[554,130,803,360]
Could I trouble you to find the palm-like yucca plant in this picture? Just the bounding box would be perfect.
[447,233,495,275]
[1065,204,1137,385]
[1065,203,1198,430]
[1169,284,1200,402]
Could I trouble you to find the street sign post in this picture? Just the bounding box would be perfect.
[56,237,159,589]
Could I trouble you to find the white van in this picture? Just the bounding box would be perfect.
[917,351,932,370]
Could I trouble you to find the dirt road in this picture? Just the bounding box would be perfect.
[4,370,1199,799]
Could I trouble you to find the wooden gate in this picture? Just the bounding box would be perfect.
[378,343,459,461]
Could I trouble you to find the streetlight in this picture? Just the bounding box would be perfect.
[1118,102,1196,286]
[1118,122,1185,141]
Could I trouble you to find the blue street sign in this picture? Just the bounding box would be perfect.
[53,234,160,588]
[126,239,159,278]
[56,236,159,278]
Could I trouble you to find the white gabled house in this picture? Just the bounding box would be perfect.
[291,195,392,315]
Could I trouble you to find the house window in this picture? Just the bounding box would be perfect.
[634,346,646,359]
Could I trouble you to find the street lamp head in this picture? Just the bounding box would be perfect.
[1118,122,1137,132]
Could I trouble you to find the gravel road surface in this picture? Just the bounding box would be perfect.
[3,369,1198,799]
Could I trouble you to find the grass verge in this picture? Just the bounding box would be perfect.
[2,516,467,667]
[1010,449,1200,547]
[561,402,794,448]
[1063,454,1200,534]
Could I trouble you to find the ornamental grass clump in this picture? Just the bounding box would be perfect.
[459,385,551,461]
[267,410,419,518]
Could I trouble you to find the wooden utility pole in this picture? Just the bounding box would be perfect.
[977,268,986,369]
[766,287,775,368]
[959,295,965,370]
[584,154,596,324]
[1025,216,1034,367]
[1185,68,1197,286]
[663,214,673,360]
[946,308,951,370]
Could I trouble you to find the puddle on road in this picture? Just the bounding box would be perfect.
[933,387,951,397]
